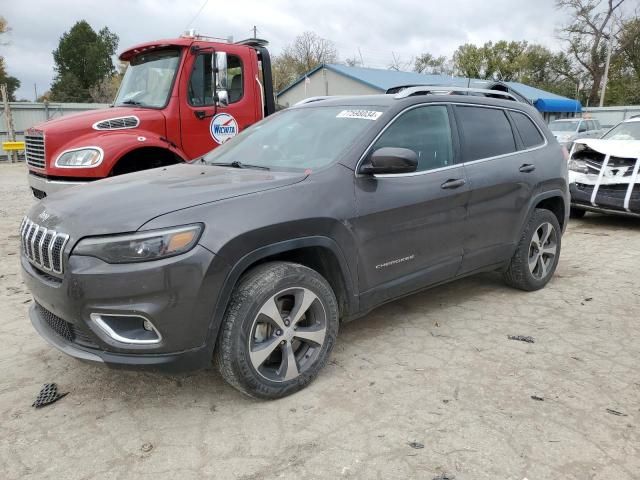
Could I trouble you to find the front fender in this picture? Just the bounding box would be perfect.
[46,130,187,178]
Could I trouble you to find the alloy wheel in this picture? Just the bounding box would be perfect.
[528,222,558,280]
[248,287,327,382]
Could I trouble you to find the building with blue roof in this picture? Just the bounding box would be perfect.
[277,64,581,121]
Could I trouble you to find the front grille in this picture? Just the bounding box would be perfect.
[20,217,69,274]
[93,116,139,130]
[25,130,46,169]
[36,303,99,348]
[576,183,640,201]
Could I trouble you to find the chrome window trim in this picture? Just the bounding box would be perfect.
[354,102,548,179]
[90,313,162,345]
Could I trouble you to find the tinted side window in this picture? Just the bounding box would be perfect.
[189,54,243,106]
[510,111,544,149]
[373,106,453,172]
[456,106,516,161]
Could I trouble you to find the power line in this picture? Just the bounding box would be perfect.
[184,0,209,31]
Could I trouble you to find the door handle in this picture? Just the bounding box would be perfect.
[441,178,466,189]
[519,164,536,173]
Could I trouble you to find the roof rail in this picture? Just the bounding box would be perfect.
[293,96,335,106]
[394,86,520,102]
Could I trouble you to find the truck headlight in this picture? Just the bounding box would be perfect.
[568,159,589,174]
[55,148,103,167]
[73,224,203,263]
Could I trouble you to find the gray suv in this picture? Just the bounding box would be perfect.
[21,88,569,399]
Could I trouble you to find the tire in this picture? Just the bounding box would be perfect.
[570,207,586,219]
[215,261,339,399]
[504,208,562,291]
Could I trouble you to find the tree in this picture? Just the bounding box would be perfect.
[556,0,628,105]
[272,31,338,92]
[414,53,451,75]
[0,16,21,101]
[606,17,640,104]
[452,44,485,78]
[50,20,119,102]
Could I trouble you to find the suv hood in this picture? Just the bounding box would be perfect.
[27,164,307,237]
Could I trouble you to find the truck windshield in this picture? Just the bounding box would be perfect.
[549,121,579,132]
[601,121,640,141]
[114,49,181,108]
[202,106,386,171]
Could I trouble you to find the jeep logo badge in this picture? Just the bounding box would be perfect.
[38,211,51,222]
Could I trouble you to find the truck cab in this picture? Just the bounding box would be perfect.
[25,33,275,198]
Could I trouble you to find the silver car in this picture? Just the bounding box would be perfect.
[549,118,602,147]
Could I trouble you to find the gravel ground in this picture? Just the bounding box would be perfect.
[0,163,638,480]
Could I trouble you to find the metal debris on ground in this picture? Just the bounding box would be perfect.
[606,408,627,416]
[432,474,456,480]
[141,443,154,453]
[408,441,424,449]
[32,383,68,408]
[531,395,545,401]
[508,335,535,343]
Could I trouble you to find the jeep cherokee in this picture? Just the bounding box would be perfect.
[21,88,569,399]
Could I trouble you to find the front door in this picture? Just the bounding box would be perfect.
[179,49,255,159]
[352,104,469,309]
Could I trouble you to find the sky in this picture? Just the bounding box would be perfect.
[2,0,570,101]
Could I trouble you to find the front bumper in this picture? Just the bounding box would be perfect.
[22,245,228,371]
[28,172,91,198]
[570,182,640,216]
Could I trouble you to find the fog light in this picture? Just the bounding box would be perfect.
[143,319,153,331]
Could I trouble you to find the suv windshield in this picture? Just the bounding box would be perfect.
[549,121,579,132]
[602,121,640,141]
[202,106,386,171]
[114,49,181,108]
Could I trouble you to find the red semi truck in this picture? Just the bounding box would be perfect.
[25,33,276,198]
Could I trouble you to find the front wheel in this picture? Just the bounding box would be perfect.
[504,209,562,291]
[215,262,339,399]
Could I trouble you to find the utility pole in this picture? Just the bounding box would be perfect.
[599,30,614,107]
[34,83,38,102]
[1,83,17,163]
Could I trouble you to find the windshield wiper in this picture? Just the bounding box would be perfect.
[120,99,144,106]
[209,160,270,171]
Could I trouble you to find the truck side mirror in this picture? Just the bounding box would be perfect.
[214,52,228,107]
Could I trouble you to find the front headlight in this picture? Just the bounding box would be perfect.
[73,224,203,263]
[568,159,589,174]
[55,148,103,168]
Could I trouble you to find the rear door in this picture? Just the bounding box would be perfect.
[353,104,469,308]
[456,105,544,273]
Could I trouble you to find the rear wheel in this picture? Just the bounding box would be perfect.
[504,209,561,291]
[215,262,339,399]
[570,207,586,219]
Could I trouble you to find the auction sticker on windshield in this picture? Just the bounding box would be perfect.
[210,113,239,144]
[336,110,383,120]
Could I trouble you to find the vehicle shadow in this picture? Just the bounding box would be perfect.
[570,212,640,231]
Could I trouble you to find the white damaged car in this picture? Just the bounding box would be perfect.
[568,117,640,218]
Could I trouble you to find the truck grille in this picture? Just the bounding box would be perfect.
[20,217,69,274]
[25,130,46,169]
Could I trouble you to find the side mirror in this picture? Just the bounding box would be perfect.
[360,147,418,175]
[214,52,228,106]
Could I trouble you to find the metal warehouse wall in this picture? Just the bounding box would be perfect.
[277,68,380,107]
[582,106,640,128]
[0,102,109,159]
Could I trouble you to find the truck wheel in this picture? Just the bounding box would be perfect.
[215,262,339,399]
[503,209,562,291]
[570,207,586,219]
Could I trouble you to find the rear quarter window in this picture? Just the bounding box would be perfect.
[456,106,516,161]
[510,111,545,149]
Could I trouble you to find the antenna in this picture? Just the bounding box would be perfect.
[184,0,209,32]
